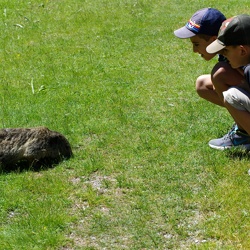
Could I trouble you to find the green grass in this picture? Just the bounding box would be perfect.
[0,0,250,249]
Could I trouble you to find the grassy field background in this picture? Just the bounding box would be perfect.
[0,0,250,249]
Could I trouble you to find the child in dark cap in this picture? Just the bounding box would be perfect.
[206,14,250,150]
[174,8,248,150]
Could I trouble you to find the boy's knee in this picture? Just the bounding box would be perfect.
[195,75,208,92]
[211,62,243,90]
[195,75,203,91]
[211,64,227,84]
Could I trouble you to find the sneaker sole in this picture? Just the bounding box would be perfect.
[209,143,250,151]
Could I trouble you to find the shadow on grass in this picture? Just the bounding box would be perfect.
[225,149,250,160]
[0,158,66,174]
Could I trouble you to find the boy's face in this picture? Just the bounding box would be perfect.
[190,35,217,61]
[221,45,250,68]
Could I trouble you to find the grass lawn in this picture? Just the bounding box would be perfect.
[0,0,250,249]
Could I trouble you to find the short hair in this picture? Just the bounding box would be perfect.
[197,34,214,42]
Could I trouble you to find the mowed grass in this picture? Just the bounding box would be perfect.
[0,0,250,249]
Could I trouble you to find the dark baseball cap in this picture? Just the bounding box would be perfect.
[207,14,250,53]
[174,8,226,38]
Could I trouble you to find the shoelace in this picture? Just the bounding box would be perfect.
[222,125,237,141]
[222,130,236,142]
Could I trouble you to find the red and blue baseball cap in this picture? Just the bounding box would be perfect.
[174,8,226,38]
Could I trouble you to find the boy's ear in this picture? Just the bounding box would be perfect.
[240,45,248,56]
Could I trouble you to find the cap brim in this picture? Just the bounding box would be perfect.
[174,26,196,38]
[206,40,225,54]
